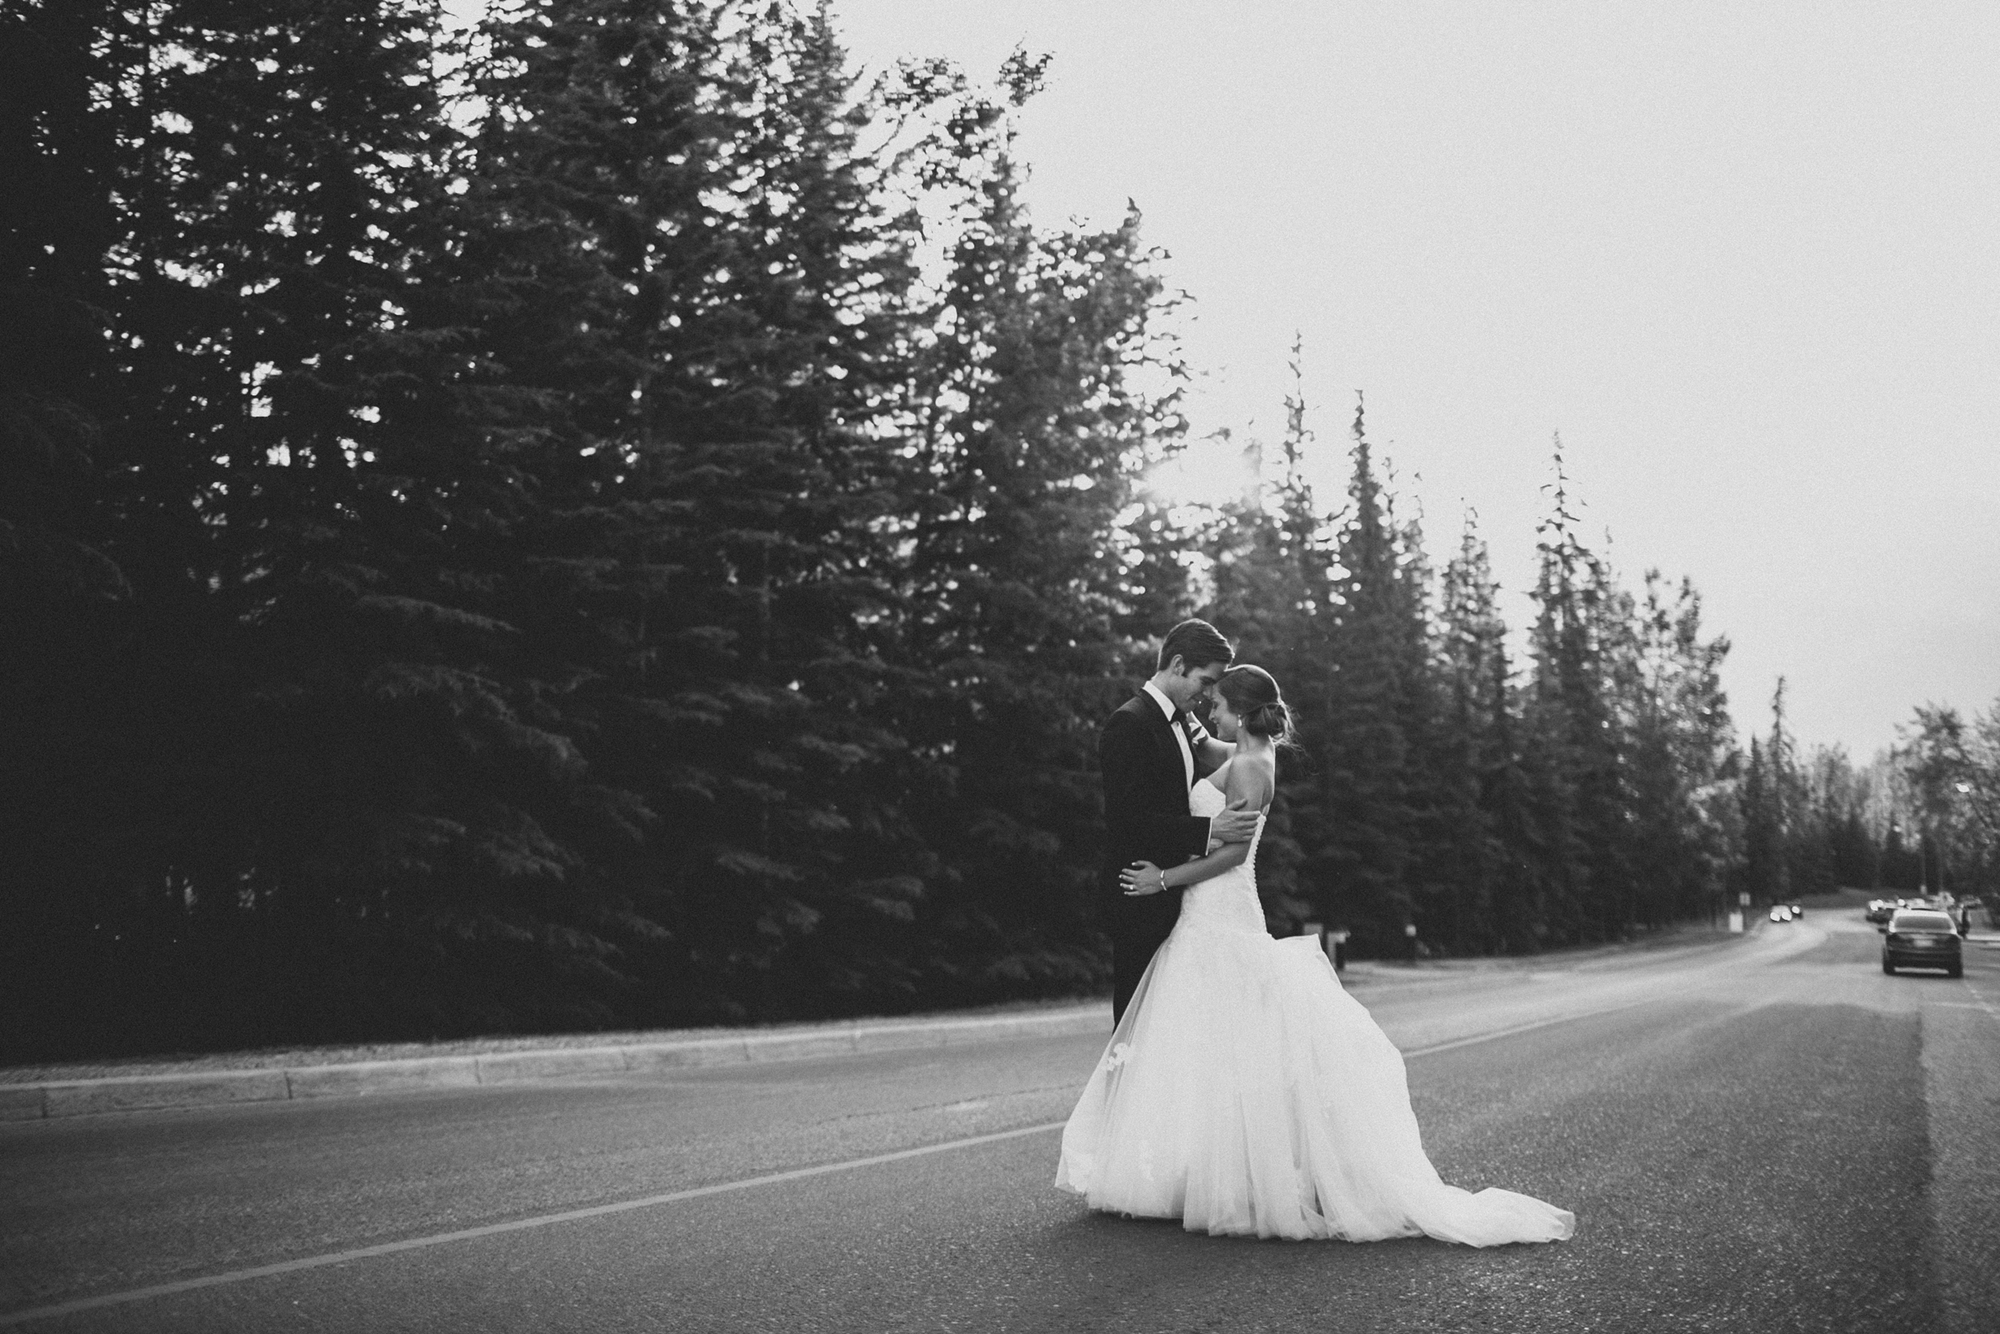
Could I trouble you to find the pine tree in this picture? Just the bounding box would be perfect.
[1312,397,1427,954]
[0,0,566,1051]
[887,70,1185,1001]
[1764,679,1798,901]
[1194,358,1327,933]
[2,0,138,947]
[1620,573,1737,925]
[1425,514,1510,951]
[1524,438,1630,943]
[1740,735,1781,905]
[444,0,955,1021]
[1485,633,1557,951]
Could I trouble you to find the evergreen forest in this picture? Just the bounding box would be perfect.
[6,0,1996,1061]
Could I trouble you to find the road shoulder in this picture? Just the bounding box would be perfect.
[0,1003,1112,1122]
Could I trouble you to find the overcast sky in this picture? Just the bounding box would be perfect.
[834,0,2000,760]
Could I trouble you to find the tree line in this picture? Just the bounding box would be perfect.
[5,0,1985,1062]
[1738,685,2000,910]
[1192,388,1741,960]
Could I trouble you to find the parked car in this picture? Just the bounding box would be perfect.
[1882,909,1964,977]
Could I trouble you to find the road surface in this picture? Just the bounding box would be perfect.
[4,909,1997,1332]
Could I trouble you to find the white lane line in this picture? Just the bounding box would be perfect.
[0,1122,1066,1327]
[1401,997,1657,1058]
[0,998,1646,1327]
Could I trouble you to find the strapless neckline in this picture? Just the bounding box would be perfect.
[1189,775,1258,821]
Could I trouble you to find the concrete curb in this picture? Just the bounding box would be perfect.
[1,1005,1113,1122]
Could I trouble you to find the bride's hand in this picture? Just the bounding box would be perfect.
[1120,861,1168,896]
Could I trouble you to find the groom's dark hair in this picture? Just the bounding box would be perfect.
[1157,618,1233,673]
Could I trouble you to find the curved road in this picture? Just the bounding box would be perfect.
[3,908,1996,1332]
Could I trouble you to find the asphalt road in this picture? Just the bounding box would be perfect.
[4,909,1997,1333]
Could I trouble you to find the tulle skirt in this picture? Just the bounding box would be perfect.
[1056,911,1575,1245]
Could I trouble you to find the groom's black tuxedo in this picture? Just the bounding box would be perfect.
[1101,692,1214,1024]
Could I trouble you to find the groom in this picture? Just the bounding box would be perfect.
[1101,619,1261,1023]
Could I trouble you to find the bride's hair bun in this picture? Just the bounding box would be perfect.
[1216,664,1296,747]
[1245,699,1291,738]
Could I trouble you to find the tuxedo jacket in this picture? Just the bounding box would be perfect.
[1100,693,1215,957]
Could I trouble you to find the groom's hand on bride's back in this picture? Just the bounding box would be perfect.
[1211,809,1261,843]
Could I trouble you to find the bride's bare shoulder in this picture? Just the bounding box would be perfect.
[1222,750,1276,808]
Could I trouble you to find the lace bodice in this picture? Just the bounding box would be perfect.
[1182,776,1267,934]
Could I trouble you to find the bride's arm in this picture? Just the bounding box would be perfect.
[1121,759,1274,894]
[1189,718,1234,777]
[1156,834,1250,890]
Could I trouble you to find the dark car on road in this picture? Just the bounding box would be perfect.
[1881,909,1964,978]
[1865,899,1895,924]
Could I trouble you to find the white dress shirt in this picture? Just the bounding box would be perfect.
[1142,681,1195,789]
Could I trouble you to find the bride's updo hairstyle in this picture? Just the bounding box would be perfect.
[1216,664,1295,748]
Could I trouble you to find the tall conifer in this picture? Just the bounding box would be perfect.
[1314,399,1423,951]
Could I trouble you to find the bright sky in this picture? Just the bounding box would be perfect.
[833,0,2000,760]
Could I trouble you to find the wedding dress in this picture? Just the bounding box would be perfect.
[1056,774,1576,1245]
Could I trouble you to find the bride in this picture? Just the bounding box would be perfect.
[1056,664,1576,1246]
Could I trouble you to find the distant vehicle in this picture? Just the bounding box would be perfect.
[1882,909,1963,978]
[1790,903,1805,918]
[1769,905,1791,923]
[1865,900,1896,924]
